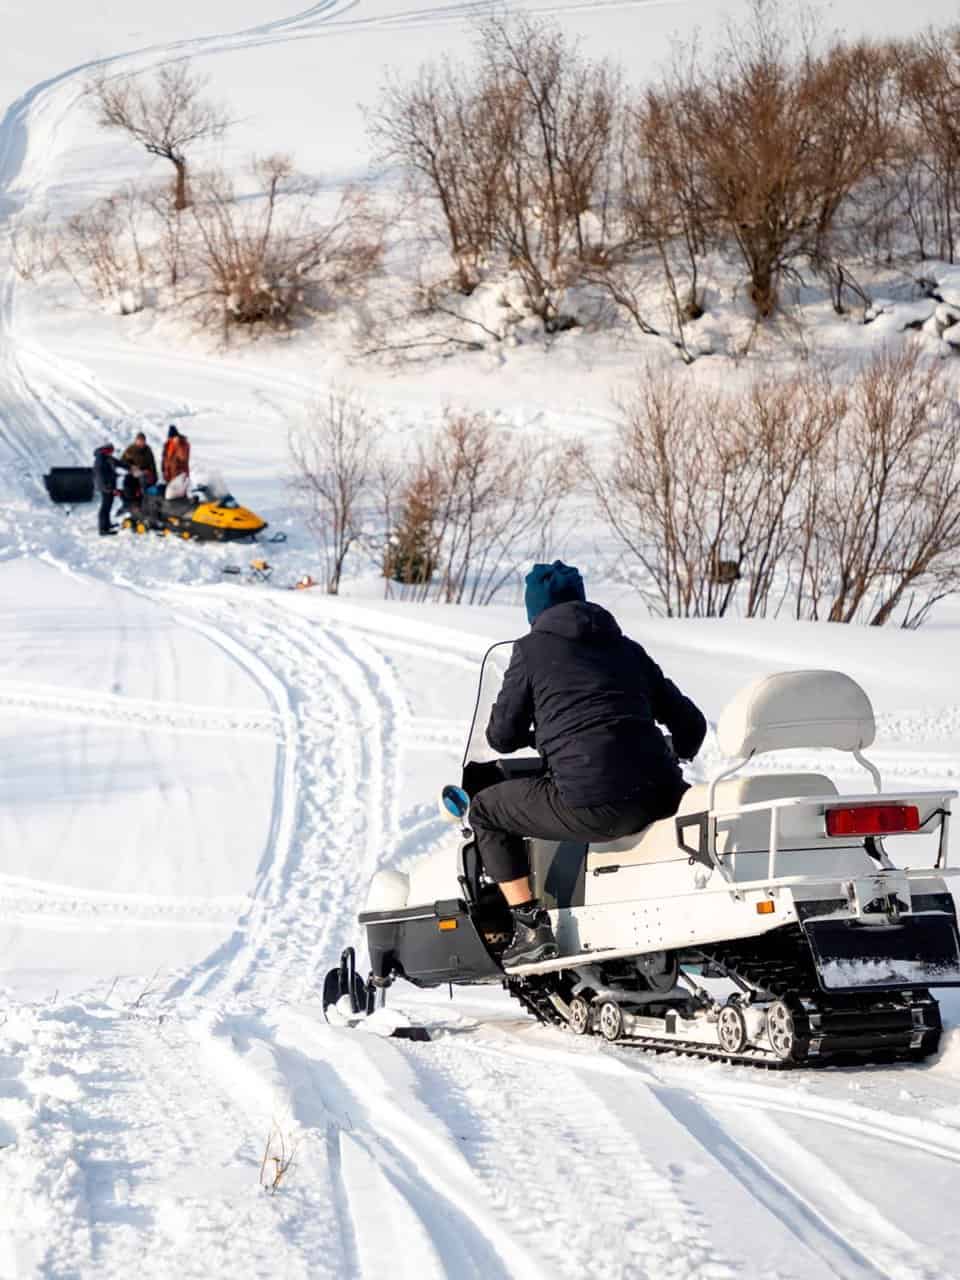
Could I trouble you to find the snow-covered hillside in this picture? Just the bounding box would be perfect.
[4,0,960,1276]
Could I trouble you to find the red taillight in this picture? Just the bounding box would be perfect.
[825,804,921,837]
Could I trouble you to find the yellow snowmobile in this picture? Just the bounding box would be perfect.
[126,485,270,542]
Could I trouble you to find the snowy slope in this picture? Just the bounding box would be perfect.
[3,0,960,1276]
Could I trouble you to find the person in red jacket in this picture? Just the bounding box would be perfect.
[162,425,191,487]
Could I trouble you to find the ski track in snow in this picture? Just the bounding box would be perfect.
[0,678,281,739]
[3,574,960,1279]
[151,592,416,1006]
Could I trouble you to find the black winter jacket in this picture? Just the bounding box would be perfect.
[486,601,707,808]
[93,448,126,494]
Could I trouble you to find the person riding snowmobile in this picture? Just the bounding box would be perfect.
[470,561,707,968]
[92,443,129,537]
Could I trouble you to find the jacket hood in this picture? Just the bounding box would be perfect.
[531,600,621,641]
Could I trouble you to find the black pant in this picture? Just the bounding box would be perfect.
[469,775,672,883]
[98,492,114,534]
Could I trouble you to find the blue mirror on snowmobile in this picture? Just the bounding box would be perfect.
[440,784,471,823]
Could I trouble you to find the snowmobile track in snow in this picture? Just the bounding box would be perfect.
[162,598,409,1005]
[0,872,249,932]
[0,679,281,739]
[474,1024,960,1168]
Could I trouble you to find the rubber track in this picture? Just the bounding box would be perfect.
[505,979,793,1067]
[506,944,941,1069]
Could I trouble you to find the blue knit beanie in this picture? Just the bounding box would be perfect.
[525,561,586,624]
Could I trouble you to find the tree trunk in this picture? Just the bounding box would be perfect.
[173,158,189,212]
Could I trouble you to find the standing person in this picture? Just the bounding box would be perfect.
[162,425,191,492]
[121,431,158,487]
[92,443,127,537]
[468,561,707,968]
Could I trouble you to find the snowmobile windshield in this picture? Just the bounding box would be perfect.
[462,639,539,768]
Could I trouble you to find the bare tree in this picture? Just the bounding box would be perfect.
[60,187,148,312]
[893,28,960,262]
[655,3,895,317]
[370,13,619,327]
[479,13,620,324]
[378,413,578,604]
[582,90,705,362]
[368,62,510,292]
[186,156,382,339]
[589,371,741,617]
[89,61,230,210]
[9,213,62,281]
[591,365,844,619]
[144,182,191,288]
[726,369,841,616]
[289,392,379,594]
[797,345,960,624]
[431,412,578,603]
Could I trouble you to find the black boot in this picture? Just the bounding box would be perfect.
[502,902,558,969]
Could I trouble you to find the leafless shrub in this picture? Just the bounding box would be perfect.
[594,349,960,625]
[186,157,382,339]
[10,213,62,281]
[127,967,163,1010]
[796,344,960,624]
[370,13,619,327]
[891,29,960,263]
[260,1125,298,1193]
[369,62,509,292]
[651,3,897,318]
[379,414,579,603]
[590,372,736,616]
[427,412,579,604]
[725,369,843,616]
[591,366,839,618]
[60,187,149,312]
[89,61,230,210]
[144,183,191,288]
[289,392,379,594]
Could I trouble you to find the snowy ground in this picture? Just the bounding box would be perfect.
[4,0,960,1276]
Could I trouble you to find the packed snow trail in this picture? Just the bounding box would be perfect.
[5,559,960,1278]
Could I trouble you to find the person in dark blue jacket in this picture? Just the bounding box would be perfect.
[92,443,128,536]
[470,561,707,968]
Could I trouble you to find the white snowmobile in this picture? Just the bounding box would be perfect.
[324,650,960,1065]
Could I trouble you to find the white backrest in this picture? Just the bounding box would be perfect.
[718,670,875,758]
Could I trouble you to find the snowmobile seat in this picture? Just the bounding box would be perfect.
[406,847,464,904]
[588,772,863,882]
[162,497,195,517]
[365,846,502,923]
[366,868,410,912]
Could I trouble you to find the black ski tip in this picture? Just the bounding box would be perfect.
[391,1026,431,1042]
